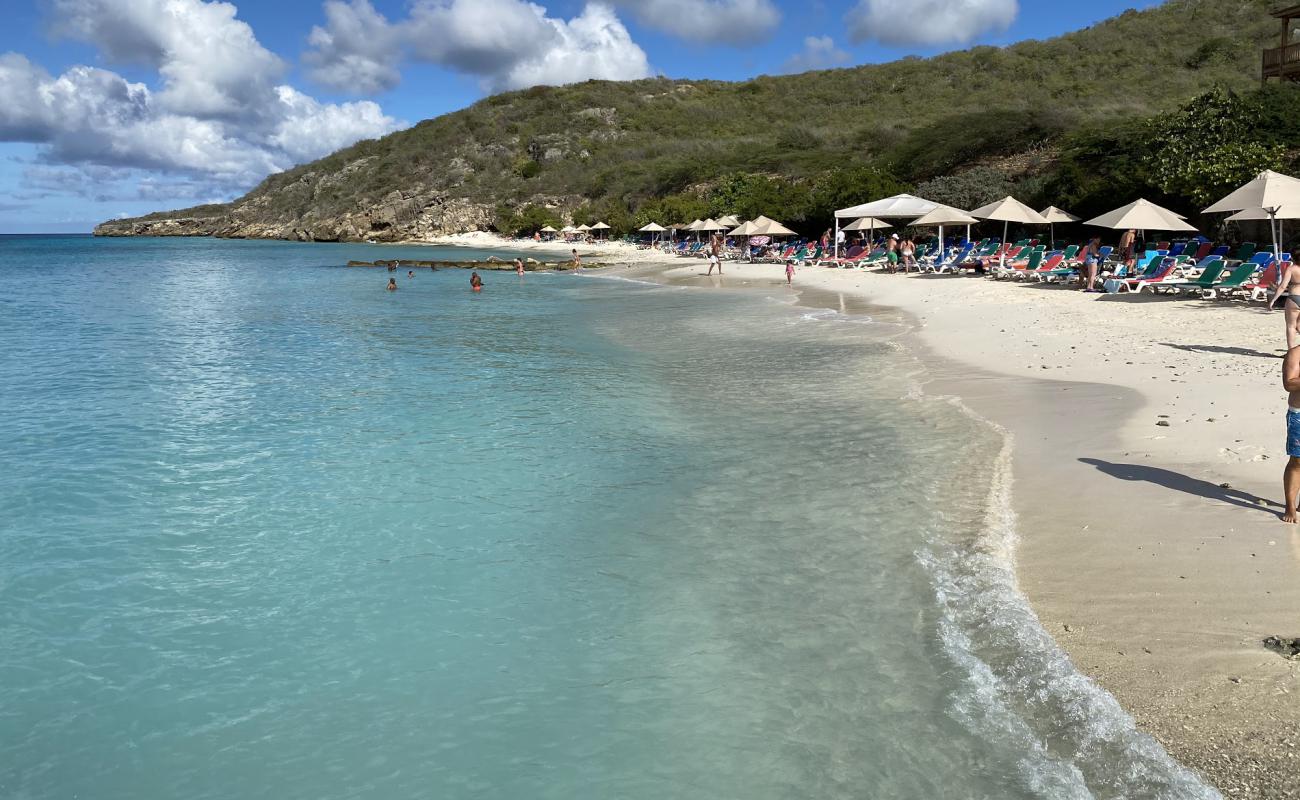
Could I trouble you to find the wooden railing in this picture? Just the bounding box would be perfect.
[1263,42,1300,75]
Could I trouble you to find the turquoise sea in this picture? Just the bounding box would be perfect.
[0,236,1217,799]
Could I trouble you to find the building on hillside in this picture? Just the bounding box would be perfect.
[1263,4,1300,81]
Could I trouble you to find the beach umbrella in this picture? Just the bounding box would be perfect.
[590,221,610,240]
[833,194,941,258]
[540,225,558,232]
[748,216,796,237]
[1039,206,1081,249]
[1226,205,1300,256]
[639,221,666,245]
[970,196,1050,267]
[1084,199,1197,237]
[908,205,978,262]
[577,224,591,232]
[699,219,727,231]
[728,220,757,260]
[841,217,893,231]
[841,217,893,255]
[716,214,741,228]
[1204,170,1300,259]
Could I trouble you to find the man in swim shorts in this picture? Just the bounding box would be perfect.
[1283,346,1300,522]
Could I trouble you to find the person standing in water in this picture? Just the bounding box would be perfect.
[407,270,414,279]
[1282,346,1300,522]
[515,258,525,277]
[571,249,581,270]
[470,272,483,292]
[386,278,397,291]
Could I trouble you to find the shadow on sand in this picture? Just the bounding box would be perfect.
[1079,458,1282,516]
[1159,342,1282,359]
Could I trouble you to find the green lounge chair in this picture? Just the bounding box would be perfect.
[1151,263,1227,295]
[1199,263,1263,299]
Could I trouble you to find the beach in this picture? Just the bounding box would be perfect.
[457,233,1300,796]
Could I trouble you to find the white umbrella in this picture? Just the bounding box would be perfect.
[970,196,1050,266]
[833,194,941,258]
[1039,206,1081,249]
[639,222,666,246]
[1204,170,1300,258]
[577,224,591,232]
[841,216,893,231]
[748,216,796,237]
[1084,199,1197,233]
[716,215,741,228]
[1227,205,1300,256]
[698,219,727,231]
[590,221,610,240]
[909,205,978,262]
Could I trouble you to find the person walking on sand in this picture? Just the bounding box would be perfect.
[706,252,721,276]
[1282,347,1300,522]
[386,277,397,291]
[785,259,795,286]
[1270,257,1300,349]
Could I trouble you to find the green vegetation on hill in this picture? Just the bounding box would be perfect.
[100,0,1300,241]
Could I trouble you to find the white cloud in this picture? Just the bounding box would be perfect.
[305,0,403,94]
[607,0,780,44]
[783,36,852,73]
[494,3,652,91]
[304,0,652,94]
[51,0,285,121]
[0,0,403,202]
[846,0,1018,46]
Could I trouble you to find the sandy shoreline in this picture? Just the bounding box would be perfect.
[427,233,1300,794]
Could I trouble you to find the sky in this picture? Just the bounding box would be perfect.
[0,0,1161,233]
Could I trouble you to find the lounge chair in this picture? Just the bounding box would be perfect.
[1109,257,1179,293]
[992,248,1045,279]
[1151,262,1227,295]
[1018,253,1064,281]
[1201,262,1269,299]
[927,243,975,274]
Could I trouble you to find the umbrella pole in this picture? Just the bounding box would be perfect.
[834,217,840,260]
[938,224,944,263]
[1001,220,1008,266]
[1273,209,1282,261]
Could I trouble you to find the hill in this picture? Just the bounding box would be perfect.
[95,0,1295,241]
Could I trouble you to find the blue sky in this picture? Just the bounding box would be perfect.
[0,0,1160,233]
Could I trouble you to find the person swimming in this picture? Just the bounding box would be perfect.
[470,272,483,292]
[386,278,397,291]
[407,270,414,279]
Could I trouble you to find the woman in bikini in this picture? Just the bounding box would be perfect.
[1269,256,1300,349]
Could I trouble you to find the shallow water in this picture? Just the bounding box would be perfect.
[0,236,1217,799]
